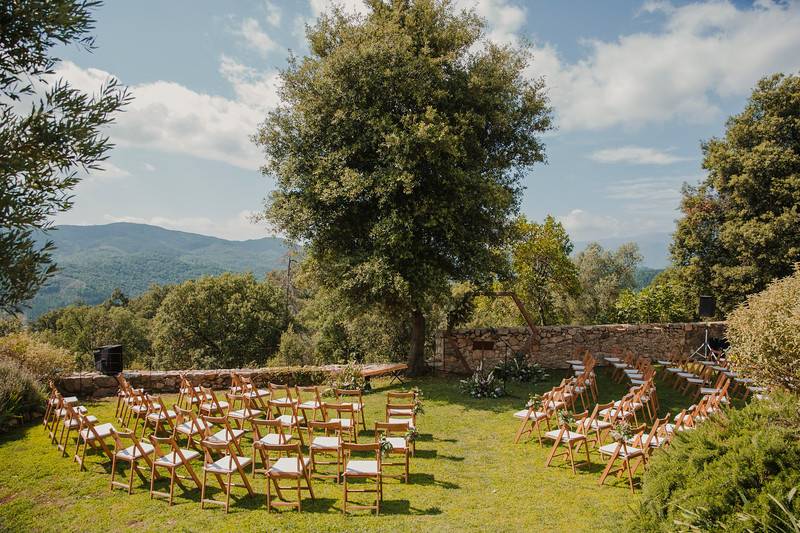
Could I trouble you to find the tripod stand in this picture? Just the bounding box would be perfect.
[690,324,716,361]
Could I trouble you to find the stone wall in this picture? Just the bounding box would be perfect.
[435,321,726,374]
[57,367,332,399]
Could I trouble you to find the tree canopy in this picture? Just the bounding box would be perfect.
[0,0,129,313]
[255,0,552,373]
[670,73,800,314]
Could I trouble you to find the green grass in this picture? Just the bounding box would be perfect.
[0,369,690,532]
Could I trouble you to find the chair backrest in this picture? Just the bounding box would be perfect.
[387,391,415,404]
[110,427,148,457]
[173,404,198,434]
[252,418,290,444]
[230,371,244,393]
[375,421,410,437]
[201,414,236,442]
[148,434,187,464]
[259,442,305,473]
[200,387,224,411]
[322,402,355,423]
[295,385,322,405]
[268,382,293,402]
[308,420,343,439]
[225,391,246,414]
[342,441,381,466]
[335,389,364,407]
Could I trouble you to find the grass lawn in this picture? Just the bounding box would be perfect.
[0,369,691,532]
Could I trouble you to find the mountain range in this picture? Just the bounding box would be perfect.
[27,223,290,318]
[24,222,669,318]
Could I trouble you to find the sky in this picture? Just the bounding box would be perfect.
[52,0,800,266]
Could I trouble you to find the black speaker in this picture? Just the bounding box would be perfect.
[698,295,716,318]
[93,344,123,375]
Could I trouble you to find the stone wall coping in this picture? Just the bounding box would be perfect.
[444,321,726,335]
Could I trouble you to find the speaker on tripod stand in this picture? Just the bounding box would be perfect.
[691,295,716,360]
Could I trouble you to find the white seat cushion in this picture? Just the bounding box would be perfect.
[245,389,270,399]
[200,401,229,412]
[271,397,297,405]
[686,378,705,384]
[65,415,98,429]
[228,408,263,419]
[205,455,252,474]
[386,437,407,451]
[298,401,320,410]
[577,419,612,431]
[63,396,79,405]
[599,408,631,419]
[208,428,245,443]
[388,418,415,429]
[276,414,304,426]
[346,402,362,412]
[666,367,683,373]
[176,419,210,436]
[155,449,200,467]
[310,436,339,450]
[604,357,621,363]
[677,372,696,378]
[80,422,114,440]
[345,460,379,475]
[544,429,585,442]
[598,443,642,457]
[330,417,353,428]
[116,442,155,460]
[612,363,629,369]
[513,409,549,421]
[565,360,583,366]
[268,456,310,475]
[258,433,293,446]
[656,360,672,365]
[700,387,721,395]
[147,410,176,422]
[387,408,414,416]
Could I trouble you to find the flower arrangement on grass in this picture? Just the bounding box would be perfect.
[493,353,549,383]
[459,363,505,398]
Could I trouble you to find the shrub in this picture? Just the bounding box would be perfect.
[459,363,505,398]
[273,324,316,366]
[624,391,800,531]
[493,353,548,383]
[0,358,45,432]
[0,315,22,336]
[727,267,800,393]
[249,366,330,387]
[0,331,76,382]
[326,360,368,391]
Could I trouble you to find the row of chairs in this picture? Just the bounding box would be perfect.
[658,354,767,400]
[44,377,422,515]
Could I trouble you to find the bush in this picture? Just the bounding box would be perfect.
[624,391,800,531]
[727,267,800,393]
[249,366,330,387]
[459,363,505,398]
[493,353,548,383]
[272,324,316,366]
[0,358,45,432]
[326,360,368,391]
[0,331,76,382]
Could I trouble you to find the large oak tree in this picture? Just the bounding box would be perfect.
[256,0,551,374]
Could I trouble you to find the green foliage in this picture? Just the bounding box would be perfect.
[256,0,552,373]
[0,331,75,382]
[670,73,800,314]
[250,366,329,387]
[0,358,45,432]
[727,267,800,394]
[493,353,548,383]
[614,270,695,324]
[1,0,129,313]
[634,267,664,290]
[273,324,315,366]
[625,391,800,531]
[151,273,289,370]
[510,215,579,325]
[0,315,23,336]
[34,303,152,369]
[465,281,525,328]
[326,360,367,391]
[568,242,642,324]
[459,363,505,398]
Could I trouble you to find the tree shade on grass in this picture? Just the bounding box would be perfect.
[0,371,690,531]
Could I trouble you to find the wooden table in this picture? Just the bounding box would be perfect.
[360,363,409,385]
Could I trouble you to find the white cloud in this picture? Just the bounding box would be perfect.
[235,17,279,57]
[83,161,130,182]
[589,146,689,165]
[557,208,622,241]
[264,1,282,27]
[455,0,526,47]
[56,60,280,171]
[143,163,156,172]
[527,0,800,130]
[103,210,273,240]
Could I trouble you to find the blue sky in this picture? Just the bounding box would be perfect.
[52,0,800,266]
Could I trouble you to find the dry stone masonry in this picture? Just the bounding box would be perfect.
[435,321,726,374]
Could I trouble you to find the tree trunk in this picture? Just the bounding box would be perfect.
[408,307,427,376]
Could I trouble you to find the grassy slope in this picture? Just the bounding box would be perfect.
[0,370,689,532]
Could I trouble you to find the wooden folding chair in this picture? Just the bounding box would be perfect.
[240,375,270,411]
[148,434,202,505]
[575,402,613,449]
[512,391,553,445]
[261,442,315,512]
[268,382,297,416]
[177,374,205,410]
[172,405,211,449]
[597,424,647,493]
[226,391,263,430]
[307,420,343,481]
[544,410,591,474]
[74,413,115,470]
[269,398,306,446]
[335,389,367,431]
[201,414,245,456]
[375,422,410,483]
[110,428,158,494]
[323,402,358,443]
[296,386,324,424]
[252,418,293,476]
[199,438,254,513]
[342,442,383,515]
[144,395,177,437]
[199,387,229,417]
[126,390,151,437]
[58,402,96,456]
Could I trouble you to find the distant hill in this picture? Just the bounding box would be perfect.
[26,223,290,318]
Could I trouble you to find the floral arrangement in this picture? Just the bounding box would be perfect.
[459,363,505,399]
[556,409,575,428]
[405,427,420,443]
[379,435,394,457]
[526,393,544,411]
[327,360,367,392]
[412,387,425,415]
[610,421,634,442]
